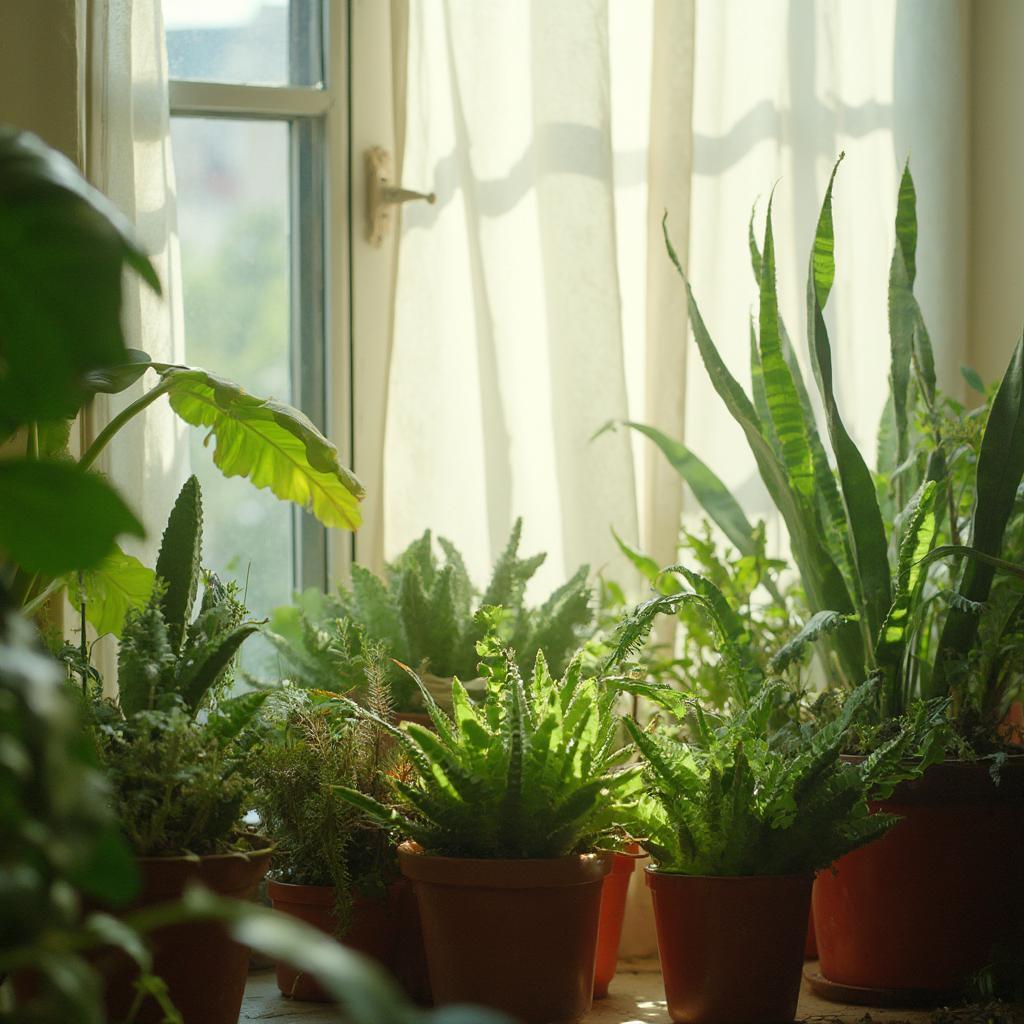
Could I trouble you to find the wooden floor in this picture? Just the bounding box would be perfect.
[240,959,939,1022]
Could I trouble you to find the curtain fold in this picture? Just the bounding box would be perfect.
[384,0,692,595]
[685,0,969,543]
[86,0,188,563]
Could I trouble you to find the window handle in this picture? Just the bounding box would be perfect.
[366,145,436,247]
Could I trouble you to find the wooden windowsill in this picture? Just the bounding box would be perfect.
[240,960,934,1022]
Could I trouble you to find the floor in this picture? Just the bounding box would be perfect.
[240,959,937,1023]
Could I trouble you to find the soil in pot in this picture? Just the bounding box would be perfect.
[267,880,399,1002]
[593,845,640,998]
[813,757,1024,1001]
[398,842,611,1024]
[647,868,813,1024]
[101,841,273,1024]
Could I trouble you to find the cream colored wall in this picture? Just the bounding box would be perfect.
[0,0,82,163]
[969,0,1024,385]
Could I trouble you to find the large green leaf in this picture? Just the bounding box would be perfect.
[759,201,815,499]
[154,475,203,651]
[0,461,144,575]
[0,129,159,427]
[806,159,891,646]
[935,336,1024,682]
[887,161,917,482]
[158,366,364,530]
[622,421,758,557]
[67,547,156,637]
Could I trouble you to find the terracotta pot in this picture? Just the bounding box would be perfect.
[267,880,398,1002]
[814,757,1024,1000]
[103,843,273,1024]
[398,842,611,1024]
[647,868,813,1024]
[805,901,818,959]
[593,845,640,998]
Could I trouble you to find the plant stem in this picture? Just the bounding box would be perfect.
[79,378,173,470]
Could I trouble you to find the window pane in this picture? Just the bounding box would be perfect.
[165,0,322,87]
[171,117,293,674]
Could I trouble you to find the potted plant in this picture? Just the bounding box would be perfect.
[248,663,421,1002]
[631,155,1024,1000]
[265,520,593,715]
[626,674,939,1024]
[333,618,642,1024]
[84,476,274,1024]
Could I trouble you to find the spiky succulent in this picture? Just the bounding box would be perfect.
[334,618,642,858]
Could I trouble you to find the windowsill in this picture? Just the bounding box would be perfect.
[240,960,935,1022]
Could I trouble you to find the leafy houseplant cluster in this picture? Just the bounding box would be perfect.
[266,519,593,709]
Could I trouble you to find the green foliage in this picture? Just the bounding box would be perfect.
[268,521,594,708]
[627,680,942,876]
[334,625,642,858]
[644,156,1024,747]
[248,654,402,930]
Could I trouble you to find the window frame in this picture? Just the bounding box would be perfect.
[166,0,353,593]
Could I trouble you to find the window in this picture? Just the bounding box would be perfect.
[165,0,349,671]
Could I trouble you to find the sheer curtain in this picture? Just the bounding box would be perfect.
[86,0,188,563]
[684,0,969,542]
[383,0,694,594]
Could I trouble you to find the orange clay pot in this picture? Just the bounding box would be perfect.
[814,757,1024,1001]
[593,845,640,998]
[267,880,398,1002]
[398,842,611,1024]
[647,868,813,1024]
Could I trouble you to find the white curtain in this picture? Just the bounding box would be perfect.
[684,0,969,542]
[383,0,694,594]
[87,0,188,566]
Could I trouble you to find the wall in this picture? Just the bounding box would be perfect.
[0,0,82,163]
[969,0,1024,385]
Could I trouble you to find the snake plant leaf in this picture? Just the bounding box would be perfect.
[154,475,203,652]
[205,690,271,740]
[158,366,364,530]
[759,200,816,499]
[935,336,1024,682]
[0,460,144,575]
[770,609,857,674]
[67,547,156,638]
[875,481,940,676]
[806,157,891,645]
[888,161,917,473]
[663,217,856,645]
[749,317,779,456]
[176,622,261,714]
[622,421,759,557]
[0,129,160,427]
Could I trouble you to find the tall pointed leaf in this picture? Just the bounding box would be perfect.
[154,475,203,652]
[935,336,1024,683]
[622,420,758,556]
[888,162,917,479]
[158,366,364,530]
[806,159,891,646]
[759,201,815,498]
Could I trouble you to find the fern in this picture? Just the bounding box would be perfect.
[333,632,642,858]
[628,680,939,875]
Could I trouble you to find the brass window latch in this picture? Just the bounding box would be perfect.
[366,146,436,247]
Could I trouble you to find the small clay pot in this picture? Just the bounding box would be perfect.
[647,868,813,1024]
[398,842,611,1024]
[267,880,398,1001]
[593,845,640,998]
[103,842,273,1024]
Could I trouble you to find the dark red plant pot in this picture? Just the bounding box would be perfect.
[814,757,1024,1000]
[104,844,273,1024]
[398,842,611,1024]
[267,880,399,1002]
[593,845,640,998]
[647,868,813,1024]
